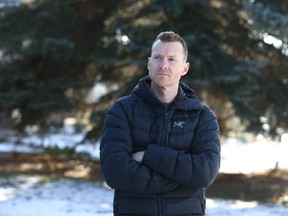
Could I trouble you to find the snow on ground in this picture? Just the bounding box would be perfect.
[0,176,113,216]
[0,175,288,216]
[220,137,288,174]
[0,131,287,174]
[0,130,288,215]
[0,127,100,159]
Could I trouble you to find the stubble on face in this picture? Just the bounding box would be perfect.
[147,40,189,103]
[148,40,189,89]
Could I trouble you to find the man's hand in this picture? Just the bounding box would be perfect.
[132,151,145,163]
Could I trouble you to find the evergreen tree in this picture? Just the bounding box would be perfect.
[1,0,287,138]
[91,0,288,136]
[0,0,123,131]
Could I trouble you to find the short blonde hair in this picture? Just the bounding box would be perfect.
[153,31,188,61]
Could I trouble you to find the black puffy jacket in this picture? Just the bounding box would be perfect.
[100,76,221,216]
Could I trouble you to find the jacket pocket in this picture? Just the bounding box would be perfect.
[116,191,158,215]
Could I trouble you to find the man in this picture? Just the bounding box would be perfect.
[100,31,221,216]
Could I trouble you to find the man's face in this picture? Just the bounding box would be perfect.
[148,40,189,88]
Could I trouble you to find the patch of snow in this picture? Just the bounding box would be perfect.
[1,133,288,215]
[75,142,100,159]
[220,137,288,174]
[0,176,287,216]
[1,134,288,173]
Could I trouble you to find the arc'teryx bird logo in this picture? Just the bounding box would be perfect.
[173,121,185,128]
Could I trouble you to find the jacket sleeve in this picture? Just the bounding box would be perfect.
[142,107,221,189]
[100,100,178,194]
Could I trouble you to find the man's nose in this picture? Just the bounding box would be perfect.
[159,59,168,69]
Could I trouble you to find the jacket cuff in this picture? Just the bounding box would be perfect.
[142,144,165,171]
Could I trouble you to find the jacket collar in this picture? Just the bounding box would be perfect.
[132,76,205,111]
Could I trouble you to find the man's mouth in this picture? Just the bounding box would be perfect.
[157,72,169,77]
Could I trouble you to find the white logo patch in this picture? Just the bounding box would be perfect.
[173,121,185,128]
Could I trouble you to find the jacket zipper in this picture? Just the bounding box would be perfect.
[159,108,174,216]
[158,193,162,216]
[163,110,173,145]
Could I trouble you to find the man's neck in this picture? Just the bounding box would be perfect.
[150,82,178,103]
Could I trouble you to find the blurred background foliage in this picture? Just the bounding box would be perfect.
[0,0,287,140]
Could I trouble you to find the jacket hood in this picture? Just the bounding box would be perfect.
[132,76,204,111]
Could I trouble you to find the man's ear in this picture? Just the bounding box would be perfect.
[147,57,151,70]
[182,62,189,76]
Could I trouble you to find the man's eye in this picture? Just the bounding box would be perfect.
[169,58,175,61]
